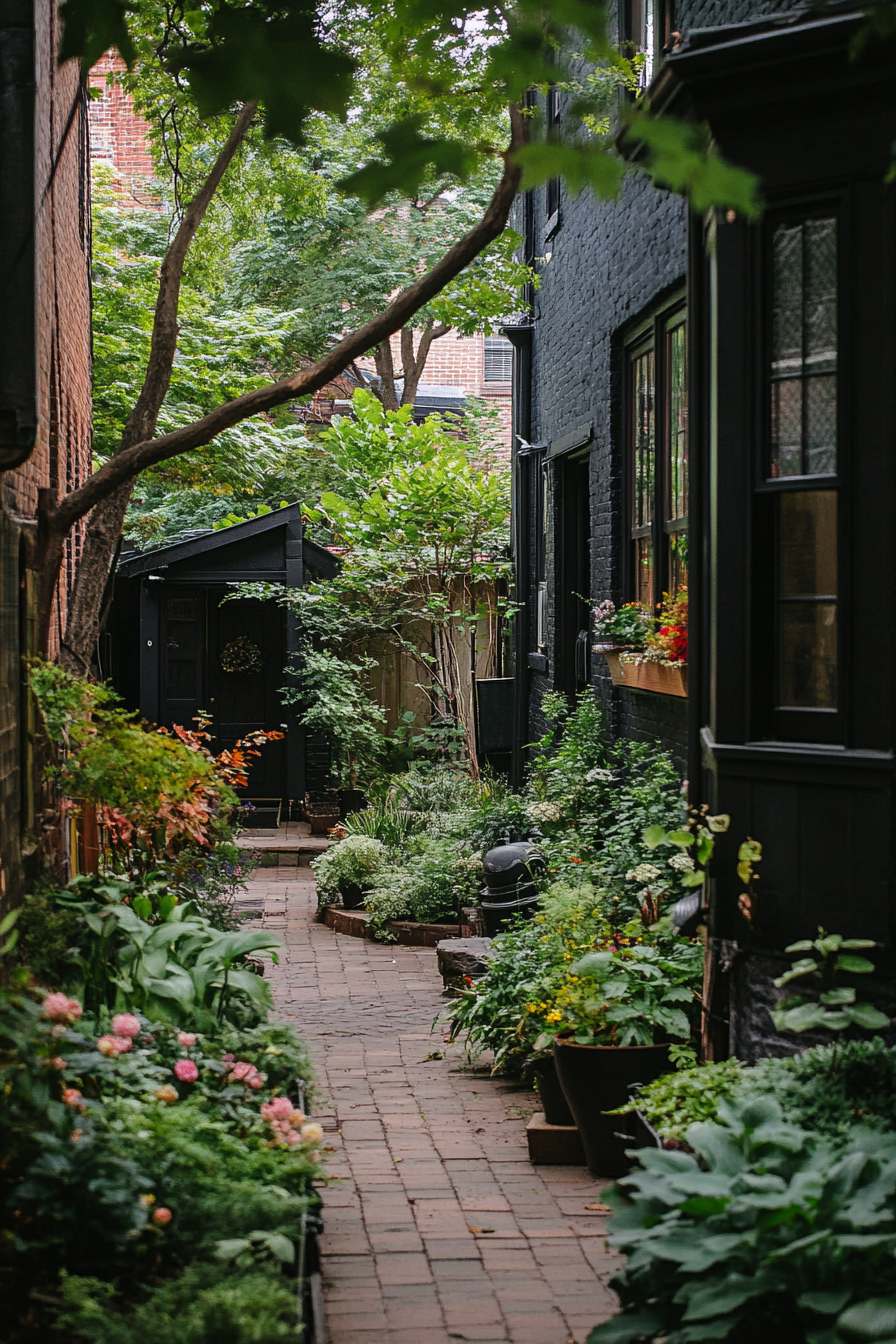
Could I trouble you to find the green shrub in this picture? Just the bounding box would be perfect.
[311,834,388,910]
[57,1264,301,1344]
[590,1096,896,1344]
[625,1058,744,1143]
[740,1038,896,1140]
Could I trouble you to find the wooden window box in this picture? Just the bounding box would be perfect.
[597,648,688,698]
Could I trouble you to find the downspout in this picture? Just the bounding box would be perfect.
[504,322,533,790]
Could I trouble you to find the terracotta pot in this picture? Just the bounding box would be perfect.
[532,1054,575,1127]
[553,1038,671,1176]
[599,651,687,698]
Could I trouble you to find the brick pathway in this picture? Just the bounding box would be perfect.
[255,867,622,1344]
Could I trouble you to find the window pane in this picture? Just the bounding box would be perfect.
[635,536,654,605]
[483,336,513,382]
[770,216,837,479]
[633,348,655,528]
[666,323,688,520]
[777,491,837,709]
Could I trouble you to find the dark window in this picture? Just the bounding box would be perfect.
[770,217,837,479]
[626,303,687,609]
[545,85,561,229]
[756,208,841,740]
[622,0,673,88]
[484,336,513,382]
[165,596,201,701]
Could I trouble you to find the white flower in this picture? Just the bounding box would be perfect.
[668,852,695,872]
[586,767,613,783]
[526,801,562,823]
[626,863,662,883]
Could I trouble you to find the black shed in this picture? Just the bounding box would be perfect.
[103,504,339,817]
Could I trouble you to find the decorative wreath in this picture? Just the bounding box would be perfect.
[220,636,264,675]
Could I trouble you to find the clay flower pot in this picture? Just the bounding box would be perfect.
[553,1037,672,1177]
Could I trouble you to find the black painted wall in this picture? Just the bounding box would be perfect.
[516,0,798,773]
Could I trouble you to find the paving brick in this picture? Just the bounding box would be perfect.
[261,871,624,1342]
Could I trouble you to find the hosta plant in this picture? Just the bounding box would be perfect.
[590,1096,896,1344]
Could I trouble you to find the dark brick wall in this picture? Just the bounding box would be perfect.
[519,0,799,769]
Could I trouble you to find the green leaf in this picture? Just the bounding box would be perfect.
[0,908,20,937]
[836,954,876,974]
[772,1001,828,1033]
[737,840,762,863]
[623,109,762,217]
[263,1232,295,1263]
[837,1297,896,1341]
[844,1003,890,1030]
[784,939,816,953]
[798,1291,852,1316]
[58,0,136,71]
[666,830,695,848]
[680,870,706,888]
[840,939,878,950]
[339,117,480,207]
[642,825,667,850]
[515,139,624,201]
[680,1271,773,1321]
[820,987,856,1005]
[587,1310,667,1344]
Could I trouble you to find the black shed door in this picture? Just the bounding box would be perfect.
[207,593,287,802]
[160,590,207,729]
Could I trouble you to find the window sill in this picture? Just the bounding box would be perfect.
[599,649,687,698]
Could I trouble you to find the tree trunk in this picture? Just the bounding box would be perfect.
[374,337,400,411]
[56,101,258,669]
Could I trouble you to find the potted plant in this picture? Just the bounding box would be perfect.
[538,934,703,1176]
[311,834,388,912]
[601,591,688,698]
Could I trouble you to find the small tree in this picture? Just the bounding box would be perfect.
[237,392,512,771]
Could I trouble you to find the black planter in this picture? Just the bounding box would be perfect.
[339,789,368,820]
[482,842,546,891]
[553,1038,671,1177]
[340,883,368,910]
[480,890,539,937]
[532,1054,575,1127]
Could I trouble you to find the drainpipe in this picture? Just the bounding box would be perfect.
[503,322,533,790]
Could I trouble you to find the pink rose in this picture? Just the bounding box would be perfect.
[152,1207,172,1226]
[97,1034,132,1057]
[63,1088,86,1111]
[228,1060,257,1083]
[176,1032,197,1047]
[51,1056,67,1070]
[174,1058,198,1082]
[112,1013,141,1039]
[248,1075,264,1089]
[261,1096,294,1121]
[42,993,82,1024]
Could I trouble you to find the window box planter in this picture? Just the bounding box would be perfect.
[596,648,687,698]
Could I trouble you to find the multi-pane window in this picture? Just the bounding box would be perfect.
[545,85,561,227]
[770,218,838,478]
[623,0,673,89]
[627,306,687,609]
[765,214,840,724]
[483,336,513,382]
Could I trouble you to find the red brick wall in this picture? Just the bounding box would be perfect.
[2,0,93,650]
[88,52,158,205]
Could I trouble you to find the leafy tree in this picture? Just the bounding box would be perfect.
[237,391,512,770]
[44,0,761,679]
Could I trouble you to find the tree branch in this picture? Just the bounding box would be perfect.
[54,103,527,534]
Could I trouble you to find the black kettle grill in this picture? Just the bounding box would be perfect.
[479,842,544,937]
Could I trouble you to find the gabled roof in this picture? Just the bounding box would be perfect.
[117,503,339,581]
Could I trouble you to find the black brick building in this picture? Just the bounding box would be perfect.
[509,1,896,1057]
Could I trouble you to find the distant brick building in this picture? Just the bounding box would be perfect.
[1,0,93,908]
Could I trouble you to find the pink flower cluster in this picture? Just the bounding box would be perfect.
[42,993,82,1024]
[174,1058,199,1082]
[112,1013,141,1039]
[226,1059,266,1090]
[97,1035,133,1057]
[177,1032,197,1047]
[63,1087,86,1112]
[260,1095,306,1145]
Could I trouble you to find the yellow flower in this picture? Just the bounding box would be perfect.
[526,1003,537,1013]
[546,1011,562,1023]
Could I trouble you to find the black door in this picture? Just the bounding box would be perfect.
[159,589,207,730]
[207,592,287,804]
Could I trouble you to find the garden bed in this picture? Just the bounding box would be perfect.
[324,906,475,945]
